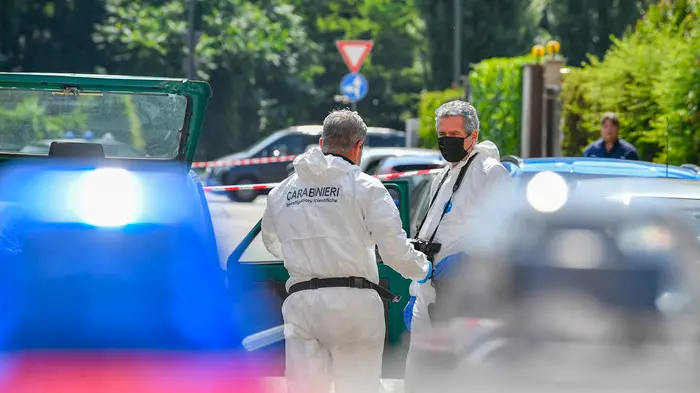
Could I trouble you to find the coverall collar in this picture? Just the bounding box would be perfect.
[327,152,356,166]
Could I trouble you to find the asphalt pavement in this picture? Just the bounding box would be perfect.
[206,192,267,267]
[205,191,411,384]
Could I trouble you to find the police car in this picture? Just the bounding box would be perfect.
[0,73,268,392]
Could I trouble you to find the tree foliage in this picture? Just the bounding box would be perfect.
[288,0,427,130]
[415,0,540,89]
[94,0,321,159]
[469,56,533,155]
[1,0,696,161]
[561,0,699,164]
[544,0,655,67]
[0,0,106,73]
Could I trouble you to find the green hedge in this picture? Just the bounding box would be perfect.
[417,55,533,154]
[561,0,699,165]
[469,55,534,156]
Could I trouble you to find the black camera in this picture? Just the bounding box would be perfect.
[410,239,442,262]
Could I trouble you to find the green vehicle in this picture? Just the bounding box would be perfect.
[0,74,283,390]
[229,179,416,346]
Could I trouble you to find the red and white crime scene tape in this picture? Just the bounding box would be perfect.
[202,168,444,192]
[192,155,297,169]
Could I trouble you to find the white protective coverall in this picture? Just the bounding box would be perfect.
[404,141,511,392]
[261,147,431,393]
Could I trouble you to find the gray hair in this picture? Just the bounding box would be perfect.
[435,100,480,135]
[321,109,368,153]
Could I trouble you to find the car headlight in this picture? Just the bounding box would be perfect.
[68,168,143,227]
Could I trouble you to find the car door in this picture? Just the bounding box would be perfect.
[226,180,412,347]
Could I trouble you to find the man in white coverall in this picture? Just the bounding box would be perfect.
[261,109,433,393]
[403,100,511,392]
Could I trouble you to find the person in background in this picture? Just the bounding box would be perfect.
[261,109,432,393]
[583,112,639,160]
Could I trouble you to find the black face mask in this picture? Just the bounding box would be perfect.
[438,136,468,162]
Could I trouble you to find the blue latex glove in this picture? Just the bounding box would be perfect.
[432,252,466,280]
[404,296,416,331]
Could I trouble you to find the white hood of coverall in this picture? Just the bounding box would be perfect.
[293,147,348,181]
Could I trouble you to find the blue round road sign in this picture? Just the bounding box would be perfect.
[340,73,369,103]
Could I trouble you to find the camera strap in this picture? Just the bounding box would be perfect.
[415,153,478,244]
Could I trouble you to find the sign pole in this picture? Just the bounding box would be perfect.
[351,102,357,112]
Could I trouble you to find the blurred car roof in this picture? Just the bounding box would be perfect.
[503,156,700,180]
[376,154,446,174]
[359,147,439,172]
[573,176,700,200]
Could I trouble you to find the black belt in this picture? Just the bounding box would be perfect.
[288,277,401,303]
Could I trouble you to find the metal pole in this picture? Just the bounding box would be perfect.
[351,102,357,112]
[453,0,462,86]
[187,0,196,79]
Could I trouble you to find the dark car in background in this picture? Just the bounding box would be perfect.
[204,125,406,202]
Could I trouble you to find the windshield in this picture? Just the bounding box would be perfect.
[243,131,285,155]
[366,134,405,147]
[0,88,187,158]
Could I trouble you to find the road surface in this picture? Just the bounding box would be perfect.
[263,377,404,393]
[206,192,267,267]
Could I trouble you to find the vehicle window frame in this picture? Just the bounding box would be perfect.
[366,134,405,148]
[409,175,437,236]
[363,158,384,175]
[260,133,307,157]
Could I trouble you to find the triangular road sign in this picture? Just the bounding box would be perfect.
[336,40,374,73]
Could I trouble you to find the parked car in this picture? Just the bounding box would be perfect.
[359,147,440,175]
[204,125,407,202]
[375,154,447,175]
